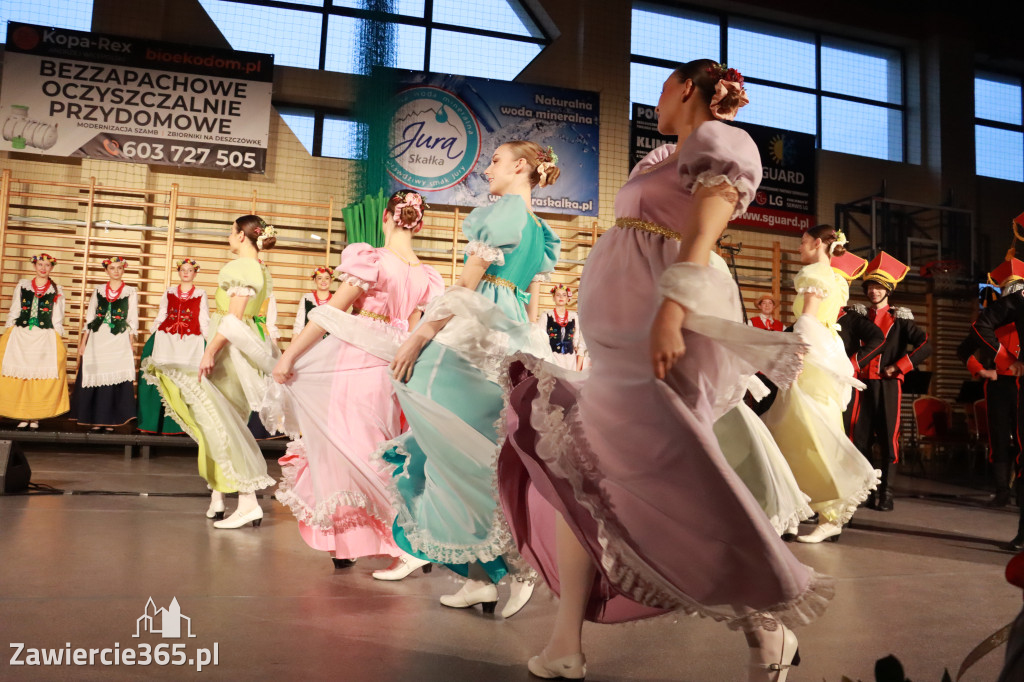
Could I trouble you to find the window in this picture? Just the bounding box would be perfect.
[630,3,905,162]
[0,0,93,43]
[975,72,1024,182]
[276,106,366,160]
[197,0,548,77]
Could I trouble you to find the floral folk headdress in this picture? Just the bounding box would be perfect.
[392,191,427,233]
[31,253,57,266]
[706,64,749,121]
[253,218,277,250]
[550,283,573,300]
[176,258,199,271]
[311,266,333,279]
[828,229,848,256]
[102,256,127,268]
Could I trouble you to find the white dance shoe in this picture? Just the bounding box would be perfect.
[749,624,800,682]
[501,579,534,618]
[527,651,587,680]
[796,521,842,543]
[439,580,499,613]
[205,491,226,520]
[213,505,263,529]
[28,421,38,429]
[15,421,28,429]
[371,554,432,581]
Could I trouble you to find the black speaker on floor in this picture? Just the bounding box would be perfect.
[0,440,31,494]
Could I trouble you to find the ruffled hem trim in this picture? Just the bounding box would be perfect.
[223,285,258,298]
[370,436,517,568]
[81,371,136,389]
[691,170,756,220]
[140,357,275,493]
[1,367,60,380]
[503,351,835,632]
[334,272,372,291]
[465,241,505,265]
[531,272,551,283]
[815,468,882,525]
[797,285,830,298]
[275,439,395,534]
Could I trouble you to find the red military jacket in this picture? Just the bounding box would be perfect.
[857,303,931,381]
[967,323,1019,377]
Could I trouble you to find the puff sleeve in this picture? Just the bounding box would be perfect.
[461,194,530,265]
[629,144,676,180]
[53,284,66,337]
[532,220,561,283]
[218,258,264,299]
[334,243,380,291]
[417,265,446,312]
[677,121,762,220]
[4,281,24,328]
[126,286,139,336]
[150,288,170,333]
[794,262,835,300]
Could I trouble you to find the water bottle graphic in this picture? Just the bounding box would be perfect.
[2,105,59,150]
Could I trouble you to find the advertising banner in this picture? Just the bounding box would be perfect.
[386,73,599,216]
[1,22,274,173]
[630,104,816,233]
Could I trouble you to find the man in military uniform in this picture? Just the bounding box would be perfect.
[849,252,932,511]
[959,259,1024,509]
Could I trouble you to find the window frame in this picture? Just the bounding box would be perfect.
[974,69,1024,182]
[204,0,550,73]
[630,2,907,161]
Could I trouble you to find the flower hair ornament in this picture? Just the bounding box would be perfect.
[31,253,57,266]
[392,191,427,232]
[828,230,848,255]
[254,218,277,250]
[102,256,127,268]
[537,146,559,183]
[706,64,749,121]
[550,283,573,300]
[176,258,199,271]
[311,266,332,279]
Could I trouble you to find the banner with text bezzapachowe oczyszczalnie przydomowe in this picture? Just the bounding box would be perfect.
[1,22,273,173]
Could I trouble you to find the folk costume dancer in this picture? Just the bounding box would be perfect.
[0,253,70,428]
[848,252,931,512]
[71,256,138,430]
[498,62,829,681]
[763,226,880,544]
[269,191,445,574]
[537,284,587,371]
[293,267,334,338]
[143,216,279,529]
[381,141,561,620]
[749,293,784,331]
[137,259,209,434]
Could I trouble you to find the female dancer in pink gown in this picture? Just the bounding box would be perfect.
[498,60,832,681]
[271,191,444,570]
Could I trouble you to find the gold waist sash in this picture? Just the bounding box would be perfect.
[353,308,391,324]
[614,217,682,241]
[481,273,519,290]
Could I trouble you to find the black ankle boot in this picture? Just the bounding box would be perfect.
[332,558,357,569]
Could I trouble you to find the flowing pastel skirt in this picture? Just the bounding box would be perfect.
[142,316,275,493]
[762,315,880,524]
[497,230,833,630]
[0,327,69,420]
[137,331,203,434]
[270,306,405,560]
[375,288,550,583]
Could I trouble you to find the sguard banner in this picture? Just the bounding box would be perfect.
[1,22,273,173]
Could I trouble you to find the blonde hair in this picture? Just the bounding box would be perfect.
[502,141,561,188]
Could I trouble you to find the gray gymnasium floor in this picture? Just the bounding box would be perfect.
[0,444,1019,681]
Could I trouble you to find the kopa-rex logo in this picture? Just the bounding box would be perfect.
[387,86,481,191]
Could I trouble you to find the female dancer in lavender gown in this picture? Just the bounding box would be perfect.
[270,191,444,573]
[498,61,832,681]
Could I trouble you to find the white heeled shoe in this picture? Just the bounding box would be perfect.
[749,624,800,682]
[439,580,499,613]
[527,651,587,680]
[213,505,263,529]
[796,521,842,543]
[205,491,226,520]
[372,553,432,581]
[16,422,28,429]
[502,579,534,618]
[28,421,38,430]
